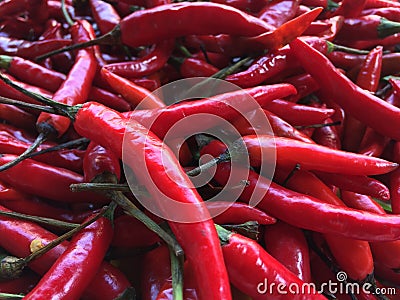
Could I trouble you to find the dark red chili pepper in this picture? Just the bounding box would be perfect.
[241,134,398,175]
[202,140,400,241]
[0,154,106,204]
[0,37,71,60]
[210,0,266,13]
[0,0,26,19]
[290,38,400,140]
[89,0,121,35]
[123,84,297,139]
[337,15,400,41]
[264,221,312,282]
[103,39,175,78]
[362,7,400,22]
[314,171,390,200]
[206,201,276,225]
[284,73,320,102]
[329,0,367,17]
[301,0,327,8]
[365,0,400,9]
[73,102,232,300]
[27,0,49,24]
[258,0,301,28]
[47,0,76,21]
[390,168,400,214]
[0,205,133,299]
[101,67,165,109]
[0,269,39,295]
[191,51,230,69]
[359,128,390,157]
[217,225,324,299]
[311,118,341,150]
[24,214,114,300]
[0,17,44,40]
[112,214,160,248]
[0,104,36,130]
[263,99,335,126]
[87,85,131,112]
[179,57,220,78]
[145,0,171,8]
[141,246,171,300]
[231,108,315,143]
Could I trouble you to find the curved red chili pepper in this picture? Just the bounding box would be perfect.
[201,140,400,241]
[179,57,220,78]
[284,73,320,102]
[73,102,232,300]
[264,221,312,282]
[0,154,106,204]
[103,39,175,78]
[24,214,114,300]
[191,51,230,69]
[241,135,398,175]
[329,0,367,17]
[290,38,400,140]
[311,118,341,150]
[0,205,132,299]
[258,0,301,28]
[362,7,400,22]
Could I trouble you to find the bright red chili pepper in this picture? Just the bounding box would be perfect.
[359,128,390,157]
[0,36,71,59]
[0,205,133,299]
[241,135,398,175]
[362,7,400,22]
[201,140,400,241]
[24,214,113,300]
[263,99,336,126]
[264,221,312,282]
[0,154,106,204]
[314,171,390,200]
[311,118,341,150]
[103,39,175,78]
[290,38,400,140]
[258,0,301,28]
[284,73,320,102]
[206,201,276,225]
[217,226,324,299]
[73,102,232,300]
[89,0,121,35]
[123,84,297,139]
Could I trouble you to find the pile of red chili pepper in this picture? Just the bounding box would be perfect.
[2,0,400,299]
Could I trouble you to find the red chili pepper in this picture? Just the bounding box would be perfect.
[314,171,390,200]
[0,104,36,130]
[218,226,324,299]
[101,67,165,109]
[179,57,220,78]
[263,99,335,126]
[47,0,76,21]
[0,37,71,60]
[141,246,171,300]
[365,0,400,9]
[359,128,391,157]
[0,270,39,295]
[329,0,367,17]
[89,0,121,35]
[258,0,301,28]
[231,108,315,143]
[206,201,276,225]
[311,118,341,150]
[123,84,297,139]
[362,7,400,22]
[24,214,114,300]
[73,102,232,300]
[241,134,398,175]
[191,51,230,69]
[264,221,312,282]
[0,154,106,204]
[103,39,175,78]
[0,0,26,19]
[284,73,320,102]
[290,38,400,140]
[27,0,49,24]
[210,0,266,13]
[283,170,374,281]
[0,17,44,40]
[301,0,327,8]
[202,140,400,241]
[0,205,133,299]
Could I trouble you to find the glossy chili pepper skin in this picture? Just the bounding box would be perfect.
[180,57,220,78]
[119,2,275,48]
[89,0,121,35]
[241,135,398,175]
[202,140,400,242]
[73,102,232,300]
[0,155,105,204]
[24,215,113,300]
[264,221,312,282]
[290,38,400,140]
[221,231,324,299]
[330,0,367,17]
[37,20,97,138]
[0,205,132,299]
[0,37,71,59]
[0,104,36,130]
[258,0,301,28]
[103,39,175,78]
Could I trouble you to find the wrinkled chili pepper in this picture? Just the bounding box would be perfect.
[290,38,400,140]
[264,221,312,282]
[24,213,114,300]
